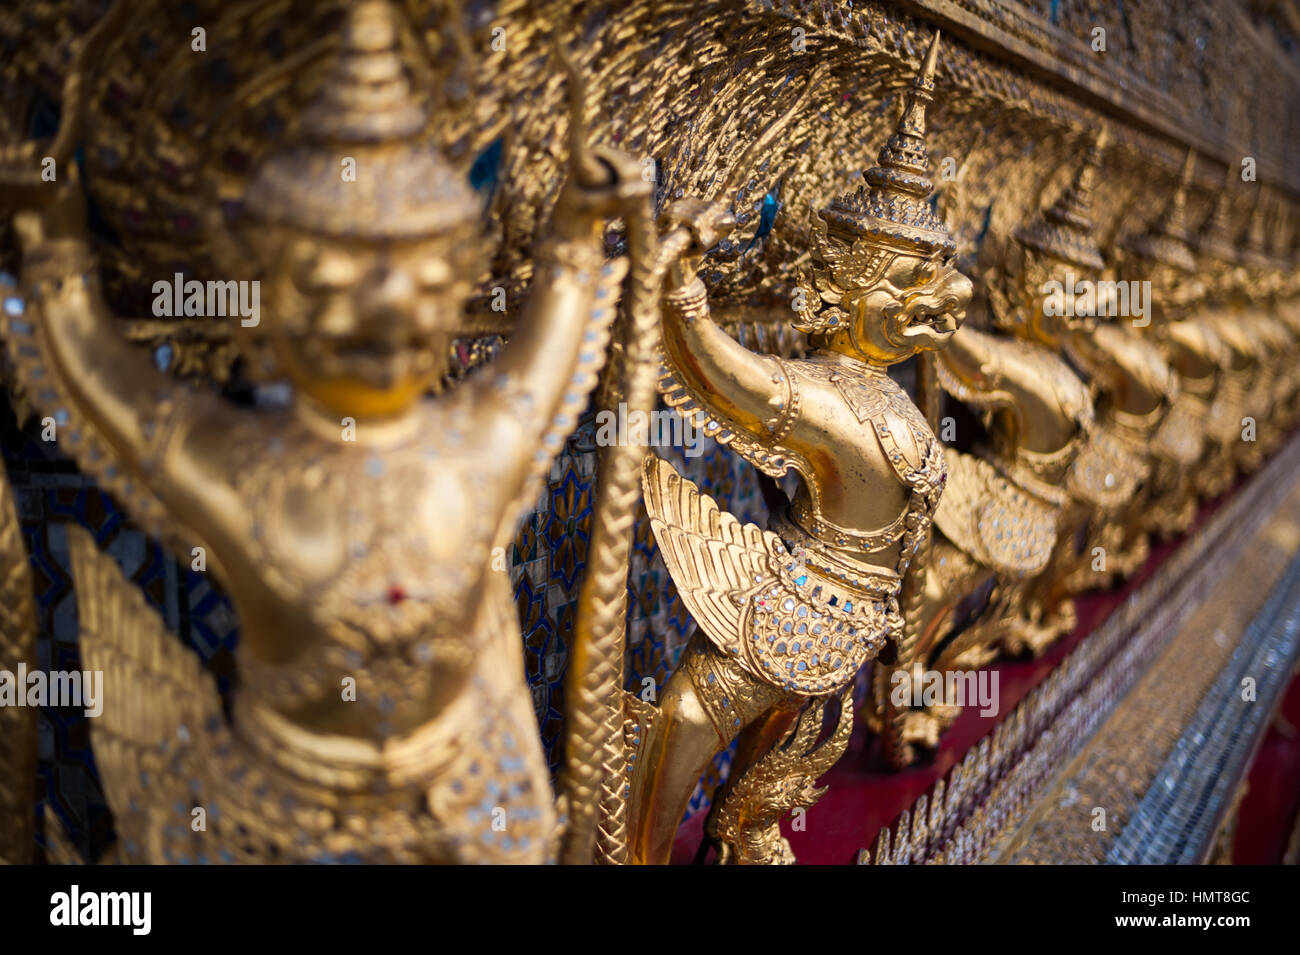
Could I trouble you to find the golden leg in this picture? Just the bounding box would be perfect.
[628,631,785,864]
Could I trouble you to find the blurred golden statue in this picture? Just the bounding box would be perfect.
[2,0,647,863]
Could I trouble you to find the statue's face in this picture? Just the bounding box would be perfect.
[1214,262,1252,304]
[847,251,972,364]
[1018,248,1098,345]
[255,227,477,417]
[1144,261,1205,319]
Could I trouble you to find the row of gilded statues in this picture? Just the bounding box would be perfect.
[1,2,1298,865]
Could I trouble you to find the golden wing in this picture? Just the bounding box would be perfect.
[66,525,223,834]
[1151,391,1206,466]
[1066,422,1146,510]
[932,451,1057,577]
[0,465,38,863]
[641,455,785,650]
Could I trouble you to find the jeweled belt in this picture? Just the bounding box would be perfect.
[783,494,913,556]
[769,509,901,599]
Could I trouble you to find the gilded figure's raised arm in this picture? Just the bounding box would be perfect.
[5,178,225,546]
[934,323,1019,413]
[646,65,832,449]
[477,148,645,443]
[468,52,652,524]
[654,197,794,441]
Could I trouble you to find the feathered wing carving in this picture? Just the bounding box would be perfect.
[1066,421,1145,509]
[0,464,38,864]
[932,451,1057,577]
[66,525,225,841]
[69,524,221,746]
[641,453,786,649]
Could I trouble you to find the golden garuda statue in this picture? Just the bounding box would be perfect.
[1,0,649,863]
[1190,181,1273,496]
[627,33,973,864]
[871,131,1124,763]
[1118,151,1222,536]
[1025,135,1177,592]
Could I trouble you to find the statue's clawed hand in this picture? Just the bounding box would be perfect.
[658,197,737,257]
[556,146,653,224]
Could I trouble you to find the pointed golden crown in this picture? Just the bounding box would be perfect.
[1015,129,1107,272]
[1241,190,1275,269]
[1125,149,1198,272]
[820,32,955,256]
[244,0,479,239]
[1195,164,1242,265]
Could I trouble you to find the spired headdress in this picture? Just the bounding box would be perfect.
[1194,164,1242,266]
[1014,129,1107,273]
[1240,190,1275,270]
[244,0,479,239]
[1125,149,1198,273]
[819,31,954,260]
[797,32,953,336]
